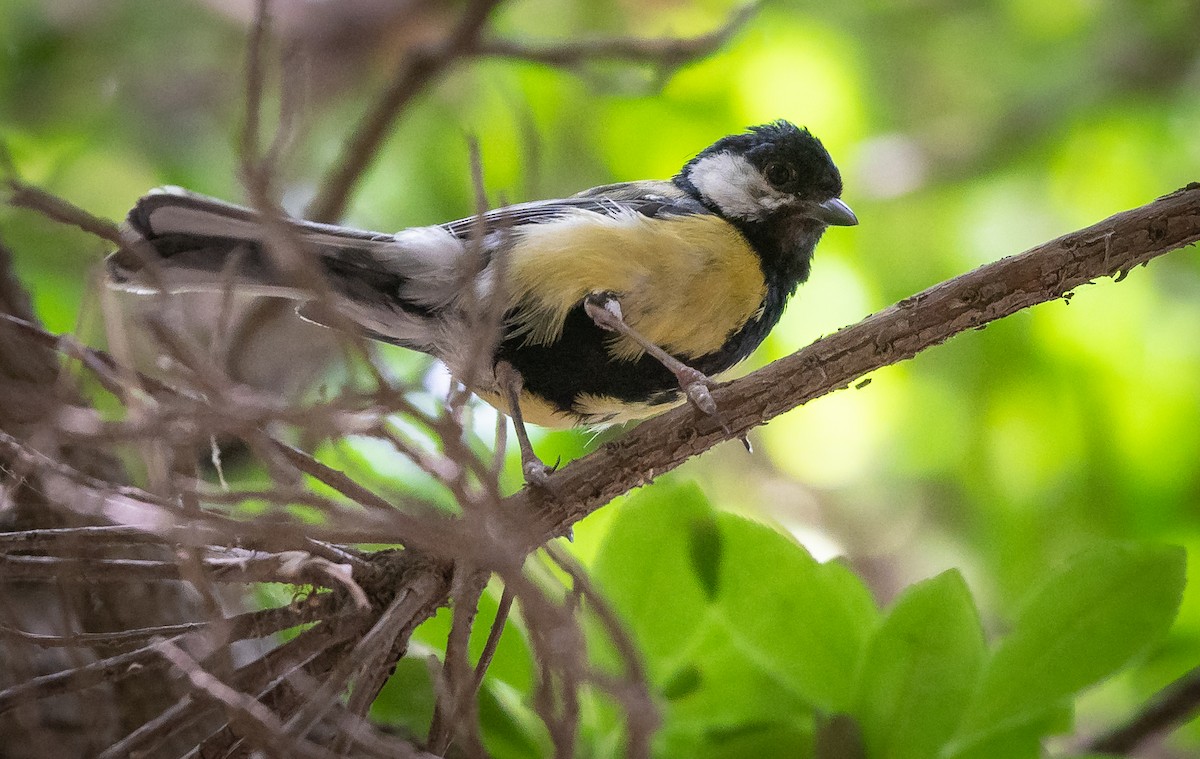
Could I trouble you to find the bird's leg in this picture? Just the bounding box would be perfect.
[582,291,724,424]
[494,360,554,487]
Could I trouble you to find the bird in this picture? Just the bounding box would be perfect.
[107,120,857,483]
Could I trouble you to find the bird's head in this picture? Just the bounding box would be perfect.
[676,121,857,230]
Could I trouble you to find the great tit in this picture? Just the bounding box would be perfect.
[108,121,855,474]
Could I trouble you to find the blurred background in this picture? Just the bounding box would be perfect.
[2,0,1199,753]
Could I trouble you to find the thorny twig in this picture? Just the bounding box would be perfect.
[505,184,1200,537]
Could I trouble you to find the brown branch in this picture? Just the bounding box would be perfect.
[472,586,513,692]
[0,597,337,718]
[240,0,271,172]
[1082,665,1200,755]
[0,551,357,588]
[305,0,505,223]
[505,183,1200,541]
[304,0,758,224]
[3,178,121,244]
[0,597,332,652]
[280,570,446,739]
[545,546,657,759]
[95,694,197,759]
[0,642,165,715]
[427,567,488,756]
[475,2,760,71]
[155,639,337,759]
[176,618,365,759]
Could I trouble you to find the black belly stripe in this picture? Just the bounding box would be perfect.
[496,282,789,418]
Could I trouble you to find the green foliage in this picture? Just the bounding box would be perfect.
[951,544,1186,755]
[594,488,1184,759]
[372,486,1186,757]
[854,571,985,759]
[3,0,1198,753]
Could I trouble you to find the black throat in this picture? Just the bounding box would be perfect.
[671,173,822,296]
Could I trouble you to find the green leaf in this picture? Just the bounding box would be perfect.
[591,482,717,671]
[854,570,986,759]
[657,720,816,759]
[370,657,437,733]
[715,514,880,712]
[661,664,703,701]
[956,543,1186,745]
[478,682,551,759]
[701,721,816,759]
[664,615,814,729]
[942,705,1068,759]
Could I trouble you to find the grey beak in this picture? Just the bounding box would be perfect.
[812,197,858,226]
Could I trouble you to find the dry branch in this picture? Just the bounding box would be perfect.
[3,179,122,244]
[1083,664,1200,755]
[304,1,761,223]
[475,2,760,71]
[305,0,505,223]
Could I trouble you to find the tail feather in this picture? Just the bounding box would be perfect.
[108,187,465,351]
[110,188,396,291]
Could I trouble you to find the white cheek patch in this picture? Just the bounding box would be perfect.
[687,152,790,219]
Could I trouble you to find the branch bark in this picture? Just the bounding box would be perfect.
[506,183,1200,539]
[1082,664,1200,755]
[0,235,208,754]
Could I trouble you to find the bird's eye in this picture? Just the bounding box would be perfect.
[765,162,796,189]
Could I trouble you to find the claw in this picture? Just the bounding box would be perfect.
[675,365,722,422]
[683,381,718,418]
[523,460,553,488]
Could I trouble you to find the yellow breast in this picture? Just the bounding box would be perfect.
[504,210,766,361]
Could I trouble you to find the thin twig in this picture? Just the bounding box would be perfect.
[1082,665,1200,755]
[96,694,197,759]
[0,551,355,587]
[472,585,514,693]
[305,0,505,223]
[427,567,488,756]
[186,618,365,758]
[156,638,338,759]
[240,0,271,172]
[281,570,446,739]
[3,178,121,244]
[0,596,331,652]
[545,545,657,759]
[475,2,760,72]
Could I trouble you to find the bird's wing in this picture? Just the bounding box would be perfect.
[439,181,710,239]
